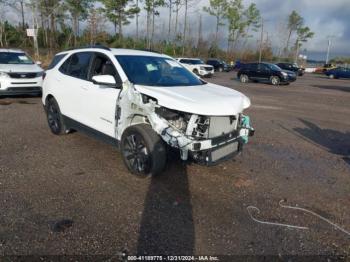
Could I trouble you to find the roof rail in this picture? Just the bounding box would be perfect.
[135,48,160,54]
[65,44,111,51]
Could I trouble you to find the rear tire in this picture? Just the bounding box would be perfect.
[240,74,249,83]
[45,97,67,135]
[219,67,223,72]
[329,74,335,79]
[270,76,280,86]
[121,124,167,178]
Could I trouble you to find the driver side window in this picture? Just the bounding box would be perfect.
[90,53,121,83]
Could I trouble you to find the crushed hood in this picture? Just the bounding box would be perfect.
[0,64,43,73]
[135,82,251,116]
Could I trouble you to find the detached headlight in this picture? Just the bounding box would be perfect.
[155,107,191,132]
[282,72,288,77]
[0,72,9,78]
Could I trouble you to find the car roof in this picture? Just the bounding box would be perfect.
[56,48,169,58]
[177,57,201,60]
[0,48,25,53]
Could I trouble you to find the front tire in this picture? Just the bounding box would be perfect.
[121,124,167,178]
[46,97,67,135]
[240,74,249,83]
[329,74,335,79]
[219,67,223,72]
[193,69,199,76]
[270,76,280,86]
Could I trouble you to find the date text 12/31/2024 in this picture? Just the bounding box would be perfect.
[127,256,220,261]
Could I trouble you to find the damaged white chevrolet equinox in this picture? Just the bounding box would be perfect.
[42,46,254,177]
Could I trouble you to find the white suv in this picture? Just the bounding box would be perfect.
[0,49,43,96]
[42,46,254,177]
[176,58,214,77]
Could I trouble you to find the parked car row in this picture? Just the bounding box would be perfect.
[324,67,350,79]
[176,57,235,77]
[176,58,214,77]
[237,62,297,86]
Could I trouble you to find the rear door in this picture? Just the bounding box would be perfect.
[243,63,254,78]
[55,51,93,122]
[257,64,271,80]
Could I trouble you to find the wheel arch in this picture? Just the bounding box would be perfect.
[118,113,152,140]
[43,94,55,109]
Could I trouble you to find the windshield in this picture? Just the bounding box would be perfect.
[189,59,204,65]
[267,64,282,71]
[0,52,34,64]
[116,55,205,87]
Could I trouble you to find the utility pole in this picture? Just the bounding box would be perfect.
[326,38,332,64]
[258,18,264,63]
[294,38,300,63]
[31,2,39,59]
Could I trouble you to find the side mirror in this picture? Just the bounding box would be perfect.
[36,61,42,66]
[92,75,121,88]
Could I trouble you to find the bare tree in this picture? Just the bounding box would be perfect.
[65,0,92,47]
[87,7,106,45]
[181,0,196,55]
[285,10,303,53]
[166,0,173,40]
[145,0,164,49]
[203,0,227,46]
[173,0,182,40]
[134,0,141,41]
[4,0,27,30]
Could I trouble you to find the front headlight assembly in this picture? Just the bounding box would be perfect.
[0,71,9,78]
[155,107,191,133]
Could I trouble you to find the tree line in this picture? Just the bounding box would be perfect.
[0,0,314,63]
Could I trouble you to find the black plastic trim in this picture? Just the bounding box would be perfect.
[190,138,244,166]
[62,115,120,148]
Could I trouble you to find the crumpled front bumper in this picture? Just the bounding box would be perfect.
[149,110,254,165]
[188,127,254,165]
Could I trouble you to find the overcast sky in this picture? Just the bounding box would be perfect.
[127,0,350,60]
[3,0,350,60]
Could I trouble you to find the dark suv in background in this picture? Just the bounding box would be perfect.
[206,59,232,72]
[237,62,297,85]
[276,62,304,76]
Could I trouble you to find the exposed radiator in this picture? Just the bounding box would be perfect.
[208,116,238,138]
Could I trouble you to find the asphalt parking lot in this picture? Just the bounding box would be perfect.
[0,73,349,259]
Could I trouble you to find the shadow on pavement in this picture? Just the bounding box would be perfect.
[312,85,350,93]
[137,156,194,255]
[294,119,350,166]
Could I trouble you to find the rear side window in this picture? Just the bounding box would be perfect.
[59,52,92,80]
[244,63,256,70]
[259,64,268,70]
[47,54,67,70]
